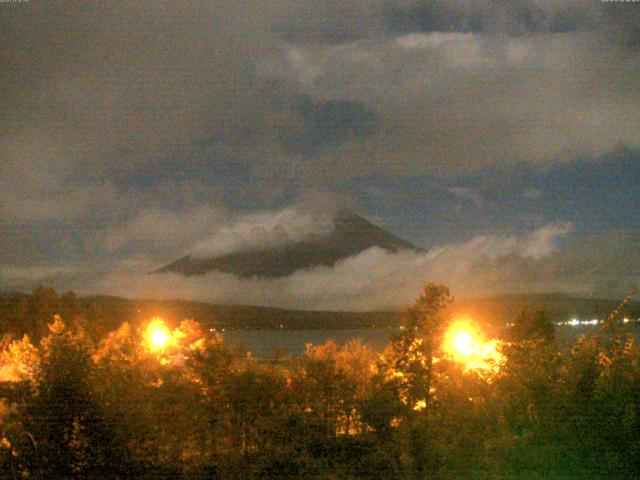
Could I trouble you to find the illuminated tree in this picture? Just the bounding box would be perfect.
[292,341,373,438]
[94,318,216,477]
[19,317,130,478]
[384,283,452,410]
[364,284,452,477]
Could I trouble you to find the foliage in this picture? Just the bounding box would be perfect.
[1,284,639,478]
[382,283,452,410]
[509,309,555,343]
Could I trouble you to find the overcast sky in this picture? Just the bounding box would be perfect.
[1,1,638,309]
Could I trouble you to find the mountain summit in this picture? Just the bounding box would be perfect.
[155,211,420,278]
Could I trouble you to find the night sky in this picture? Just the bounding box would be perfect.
[1,1,638,309]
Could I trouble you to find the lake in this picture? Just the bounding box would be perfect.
[223,328,397,357]
[223,324,640,358]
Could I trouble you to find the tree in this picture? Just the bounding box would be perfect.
[20,317,131,478]
[384,283,452,410]
[370,284,453,477]
[510,309,555,343]
[28,287,60,342]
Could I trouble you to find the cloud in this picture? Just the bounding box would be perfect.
[1,0,283,163]
[446,186,483,207]
[521,221,573,259]
[83,220,611,311]
[384,1,603,36]
[396,32,473,49]
[102,205,228,254]
[0,264,79,290]
[277,1,612,44]
[191,207,335,258]
[284,96,380,154]
[269,30,640,179]
[275,0,387,44]
[1,1,638,308]
[2,1,638,202]
[2,0,638,201]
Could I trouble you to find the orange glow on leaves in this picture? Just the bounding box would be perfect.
[144,318,171,352]
[442,319,502,374]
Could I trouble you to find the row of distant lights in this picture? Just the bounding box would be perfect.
[209,322,640,331]
[505,317,639,328]
[558,317,639,327]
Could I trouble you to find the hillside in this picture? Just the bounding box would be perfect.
[2,290,638,338]
[78,295,401,331]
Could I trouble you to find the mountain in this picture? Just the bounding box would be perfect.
[155,211,421,278]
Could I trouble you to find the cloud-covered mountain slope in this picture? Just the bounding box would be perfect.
[155,211,420,278]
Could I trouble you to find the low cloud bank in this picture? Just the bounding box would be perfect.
[74,222,637,311]
[191,207,335,258]
[3,219,635,311]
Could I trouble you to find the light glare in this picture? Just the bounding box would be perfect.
[144,318,171,352]
[452,331,473,358]
[442,319,502,374]
[151,329,169,349]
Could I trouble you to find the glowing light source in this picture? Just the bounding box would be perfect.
[452,331,473,358]
[151,329,169,349]
[442,319,502,374]
[144,318,171,351]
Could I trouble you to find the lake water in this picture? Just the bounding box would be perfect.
[223,324,640,358]
[223,328,397,357]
